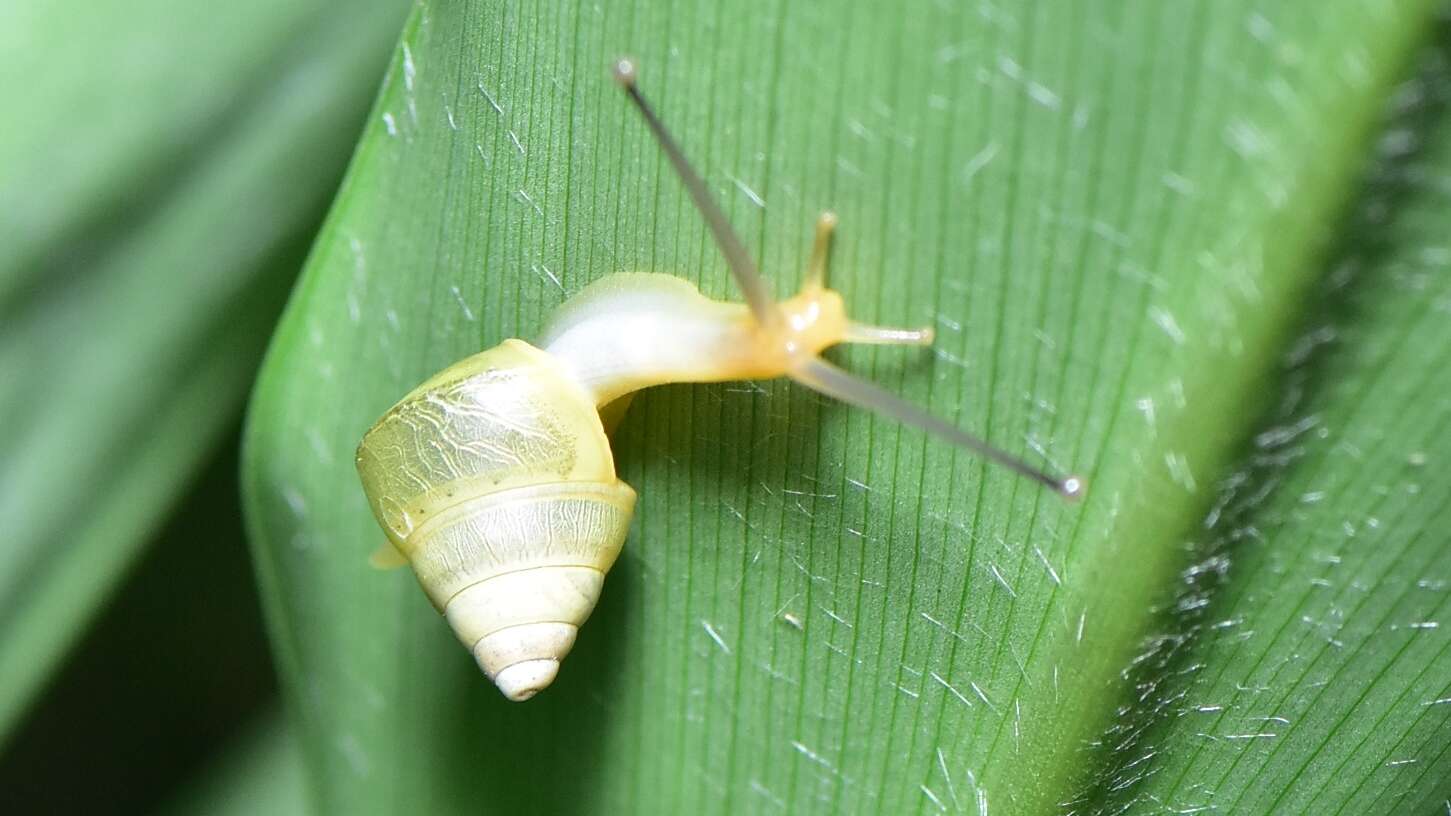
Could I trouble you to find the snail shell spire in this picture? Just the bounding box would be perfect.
[356,340,636,701]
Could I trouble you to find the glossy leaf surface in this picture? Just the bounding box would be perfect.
[243,2,1451,812]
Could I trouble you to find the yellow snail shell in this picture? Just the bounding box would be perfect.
[356,340,635,700]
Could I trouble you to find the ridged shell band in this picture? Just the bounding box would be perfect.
[445,566,603,646]
[406,480,636,611]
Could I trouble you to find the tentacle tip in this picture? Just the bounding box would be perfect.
[1057,475,1086,502]
[818,210,839,228]
[610,56,638,87]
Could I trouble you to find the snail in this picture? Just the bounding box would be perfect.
[355,58,1083,702]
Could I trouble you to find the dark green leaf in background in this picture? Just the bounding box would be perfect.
[0,1,374,304]
[240,0,1451,813]
[0,0,409,741]
[0,445,277,813]
[160,710,307,816]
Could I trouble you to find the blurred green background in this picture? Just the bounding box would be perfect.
[4,1,1451,814]
[0,0,408,811]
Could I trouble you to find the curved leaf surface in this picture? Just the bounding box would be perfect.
[243,1,1446,813]
[1085,32,1451,815]
[0,0,408,740]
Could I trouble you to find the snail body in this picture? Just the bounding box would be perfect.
[356,59,1081,702]
[357,269,873,700]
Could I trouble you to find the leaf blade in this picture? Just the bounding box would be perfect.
[0,0,409,740]
[242,1,1449,813]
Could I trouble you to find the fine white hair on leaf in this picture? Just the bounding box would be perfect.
[700,619,731,655]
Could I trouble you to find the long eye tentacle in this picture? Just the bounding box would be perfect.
[612,57,780,330]
[609,57,1083,503]
[789,357,1085,500]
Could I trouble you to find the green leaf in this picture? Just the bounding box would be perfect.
[242,1,1450,812]
[1083,37,1451,814]
[0,1,372,305]
[0,0,408,740]
[0,444,281,812]
[160,710,307,816]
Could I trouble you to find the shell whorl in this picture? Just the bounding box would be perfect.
[356,340,636,701]
[415,480,634,700]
